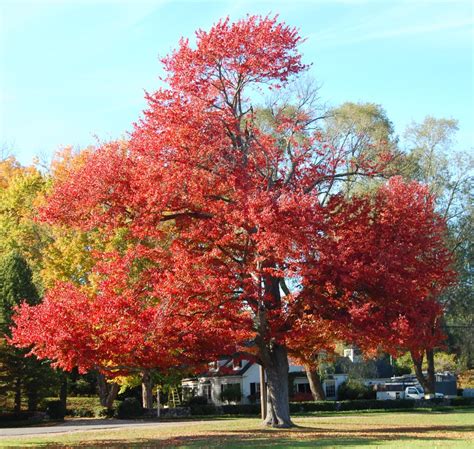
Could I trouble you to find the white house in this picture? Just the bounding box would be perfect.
[182,357,348,404]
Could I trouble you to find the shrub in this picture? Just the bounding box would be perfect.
[66,397,102,410]
[289,399,417,413]
[290,401,337,413]
[340,399,417,411]
[49,397,119,418]
[117,397,144,419]
[451,397,474,406]
[221,404,260,415]
[189,403,259,416]
[186,395,208,406]
[68,407,94,417]
[179,397,472,417]
[46,400,66,420]
[247,393,258,404]
[377,399,416,410]
[189,404,219,415]
[0,411,36,423]
[96,406,116,418]
[338,380,375,400]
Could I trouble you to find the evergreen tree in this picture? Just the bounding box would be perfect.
[0,251,39,332]
[0,251,54,411]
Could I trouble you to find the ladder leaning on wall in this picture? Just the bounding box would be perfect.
[168,386,181,408]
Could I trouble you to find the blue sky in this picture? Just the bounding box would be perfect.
[1,0,473,165]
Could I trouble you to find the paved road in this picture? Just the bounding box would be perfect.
[0,418,211,437]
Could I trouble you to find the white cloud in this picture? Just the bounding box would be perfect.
[306,2,473,48]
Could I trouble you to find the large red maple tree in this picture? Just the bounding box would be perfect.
[11,16,453,426]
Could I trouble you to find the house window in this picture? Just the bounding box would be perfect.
[296,383,311,394]
[220,383,242,403]
[233,359,242,369]
[182,385,197,401]
[325,383,336,398]
[250,382,261,396]
[202,384,212,400]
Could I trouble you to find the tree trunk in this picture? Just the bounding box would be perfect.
[141,370,154,410]
[257,274,294,427]
[59,373,68,410]
[425,349,436,396]
[97,372,108,407]
[97,372,119,409]
[305,366,326,401]
[411,350,435,396]
[26,383,38,411]
[105,382,119,409]
[262,344,293,428]
[14,377,21,412]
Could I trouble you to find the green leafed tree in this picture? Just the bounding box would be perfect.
[322,102,399,195]
[0,251,55,411]
[0,160,50,292]
[0,251,39,329]
[402,116,473,374]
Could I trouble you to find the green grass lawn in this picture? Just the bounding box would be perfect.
[1,409,473,448]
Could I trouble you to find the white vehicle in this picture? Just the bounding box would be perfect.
[409,387,445,400]
[376,383,444,400]
[405,386,424,400]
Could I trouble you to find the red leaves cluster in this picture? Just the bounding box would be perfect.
[163,15,306,97]
[11,250,241,375]
[304,178,453,354]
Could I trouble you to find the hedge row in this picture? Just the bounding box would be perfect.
[189,403,260,415]
[7,396,472,422]
[295,397,473,412]
[0,411,37,423]
[450,397,474,406]
[189,400,416,415]
[189,397,474,416]
[39,397,120,418]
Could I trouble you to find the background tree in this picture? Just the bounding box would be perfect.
[259,99,399,399]
[322,102,398,195]
[0,155,24,189]
[0,251,56,411]
[321,112,471,393]
[286,316,339,401]
[0,162,49,289]
[0,149,122,410]
[401,117,473,386]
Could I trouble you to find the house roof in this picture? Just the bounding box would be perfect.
[183,357,255,381]
[199,359,310,379]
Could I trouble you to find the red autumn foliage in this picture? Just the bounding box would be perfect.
[10,250,243,376]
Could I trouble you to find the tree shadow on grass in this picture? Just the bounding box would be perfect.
[33,437,378,448]
[252,424,474,434]
[293,406,474,418]
[24,426,472,449]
